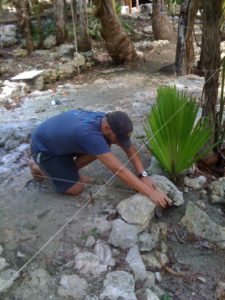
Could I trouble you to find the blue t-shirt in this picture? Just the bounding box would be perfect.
[31,110,111,156]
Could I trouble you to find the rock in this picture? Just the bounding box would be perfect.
[0,167,11,181]
[108,219,140,249]
[147,157,163,176]
[141,253,161,269]
[134,41,154,51]
[0,24,17,47]
[0,245,3,255]
[58,274,88,299]
[0,257,8,271]
[209,178,225,204]
[0,80,28,104]
[125,245,147,282]
[99,271,136,300]
[16,251,26,258]
[72,53,86,67]
[150,286,165,299]
[93,216,112,233]
[143,26,152,34]
[138,232,156,252]
[0,269,19,294]
[94,240,115,266]
[184,176,206,190]
[215,281,225,300]
[144,272,156,288]
[43,35,56,49]
[85,236,96,248]
[117,193,155,230]
[58,43,74,58]
[180,202,225,249]
[43,68,58,83]
[155,272,161,283]
[13,268,55,300]
[74,252,107,277]
[12,48,28,58]
[58,63,75,80]
[150,175,184,206]
[136,288,160,300]
[150,222,167,243]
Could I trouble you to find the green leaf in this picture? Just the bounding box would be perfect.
[145,86,213,176]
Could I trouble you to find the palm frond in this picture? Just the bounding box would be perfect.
[144,86,213,176]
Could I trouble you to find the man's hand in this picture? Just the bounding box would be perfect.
[147,189,172,208]
[140,177,172,208]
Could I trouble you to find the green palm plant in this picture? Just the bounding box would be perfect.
[144,86,212,177]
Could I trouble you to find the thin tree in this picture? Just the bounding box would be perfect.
[77,0,92,51]
[54,0,68,45]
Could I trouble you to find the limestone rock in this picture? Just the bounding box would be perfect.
[0,269,19,294]
[138,232,156,252]
[74,252,107,277]
[141,253,161,269]
[43,68,58,83]
[180,202,225,249]
[43,35,56,49]
[184,175,206,190]
[108,219,140,249]
[125,245,147,282]
[150,175,184,206]
[94,240,115,266]
[58,274,88,299]
[0,257,8,271]
[209,178,225,204]
[215,281,225,300]
[58,43,74,58]
[72,53,86,67]
[100,271,136,300]
[12,48,28,58]
[85,236,96,248]
[136,288,160,300]
[117,193,155,230]
[58,63,75,80]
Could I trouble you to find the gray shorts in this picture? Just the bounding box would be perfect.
[32,151,79,193]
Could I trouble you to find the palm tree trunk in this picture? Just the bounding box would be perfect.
[94,0,137,64]
[55,0,68,45]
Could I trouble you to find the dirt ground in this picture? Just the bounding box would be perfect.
[1,19,225,299]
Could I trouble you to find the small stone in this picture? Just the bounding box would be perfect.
[58,274,88,299]
[155,272,161,283]
[94,240,115,266]
[16,251,26,258]
[184,176,206,190]
[85,236,96,248]
[0,257,8,271]
[141,253,161,269]
[108,219,140,249]
[144,272,156,288]
[215,281,225,300]
[138,232,156,252]
[125,245,147,282]
[0,269,19,294]
[99,271,136,300]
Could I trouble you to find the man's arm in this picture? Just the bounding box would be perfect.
[121,144,156,189]
[97,152,169,208]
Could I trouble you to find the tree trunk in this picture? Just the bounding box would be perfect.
[152,0,175,41]
[13,0,34,52]
[77,0,92,51]
[202,0,223,132]
[55,0,68,45]
[94,0,137,64]
[184,0,202,74]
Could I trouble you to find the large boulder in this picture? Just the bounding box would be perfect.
[150,175,184,206]
[117,194,155,230]
[180,202,225,249]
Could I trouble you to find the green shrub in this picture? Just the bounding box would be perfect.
[144,86,212,177]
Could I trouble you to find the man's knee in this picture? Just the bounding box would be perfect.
[65,181,85,196]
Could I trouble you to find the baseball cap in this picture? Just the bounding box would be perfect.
[106,111,133,147]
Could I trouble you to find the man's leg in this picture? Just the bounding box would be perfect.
[74,154,97,170]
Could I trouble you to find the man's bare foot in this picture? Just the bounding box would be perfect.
[29,160,46,181]
[80,175,94,183]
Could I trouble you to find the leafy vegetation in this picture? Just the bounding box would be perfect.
[144,86,212,177]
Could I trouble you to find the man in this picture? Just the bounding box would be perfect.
[29,110,170,208]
